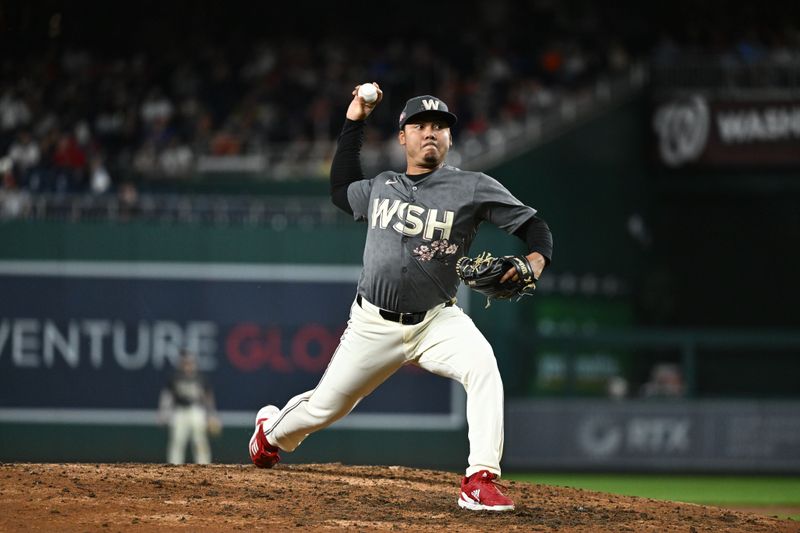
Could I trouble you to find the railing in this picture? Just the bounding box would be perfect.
[0,192,350,227]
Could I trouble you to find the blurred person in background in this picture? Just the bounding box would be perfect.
[88,155,111,195]
[6,130,41,187]
[51,132,87,192]
[0,88,31,136]
[116,180,140,221]
[158,350,221,464]
[640,362,686,398]
[158,137,194,178]
[0,157,31,219]
[606,375,629,400]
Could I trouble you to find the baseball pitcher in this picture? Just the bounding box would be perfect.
[249,84,553,511]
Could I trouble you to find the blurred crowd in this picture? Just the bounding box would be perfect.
[0,1,640,197]
[651,20,800,67]
[1,0,798,200]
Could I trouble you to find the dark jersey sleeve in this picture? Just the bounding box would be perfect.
[330,119,367,215]
[512,215,553,265]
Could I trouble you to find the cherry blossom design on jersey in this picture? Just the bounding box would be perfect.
[413,239,459,263]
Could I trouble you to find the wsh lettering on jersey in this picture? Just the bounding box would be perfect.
[371,198,454,240]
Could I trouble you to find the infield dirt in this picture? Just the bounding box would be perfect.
[0,463,797,532]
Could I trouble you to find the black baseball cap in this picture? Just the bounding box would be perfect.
[398,95,458,129]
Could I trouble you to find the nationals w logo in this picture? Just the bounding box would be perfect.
[422,99,440,110]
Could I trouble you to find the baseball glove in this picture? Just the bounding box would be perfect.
[456,252,538,307]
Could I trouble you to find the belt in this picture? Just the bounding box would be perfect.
[356,294,453,325]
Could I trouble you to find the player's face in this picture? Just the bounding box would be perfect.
[399,119,452,169]
[180,356,197,374]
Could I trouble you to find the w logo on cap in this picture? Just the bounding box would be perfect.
[399,95,457,129]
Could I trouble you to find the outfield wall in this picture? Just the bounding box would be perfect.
[3,400,798,474]
[0,421,469,469]
[506,399,800,473]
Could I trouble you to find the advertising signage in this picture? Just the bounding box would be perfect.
[0,261,463,429]
[652,94,800,168]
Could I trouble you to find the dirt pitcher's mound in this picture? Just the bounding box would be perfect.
[0,463,797,532]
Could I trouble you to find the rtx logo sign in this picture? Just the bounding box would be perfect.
[577,416,691,457]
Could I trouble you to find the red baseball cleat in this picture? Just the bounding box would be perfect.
[458,470,515,511]
[249,405,281,468]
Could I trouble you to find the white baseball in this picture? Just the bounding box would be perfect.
[358,83,378,104]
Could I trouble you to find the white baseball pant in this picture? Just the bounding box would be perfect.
[167,405,211,464]
[265,295,505,477]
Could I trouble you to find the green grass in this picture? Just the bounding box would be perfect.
[504,473,800,507]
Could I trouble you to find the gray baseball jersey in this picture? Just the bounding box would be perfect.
[347,165,536,312]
